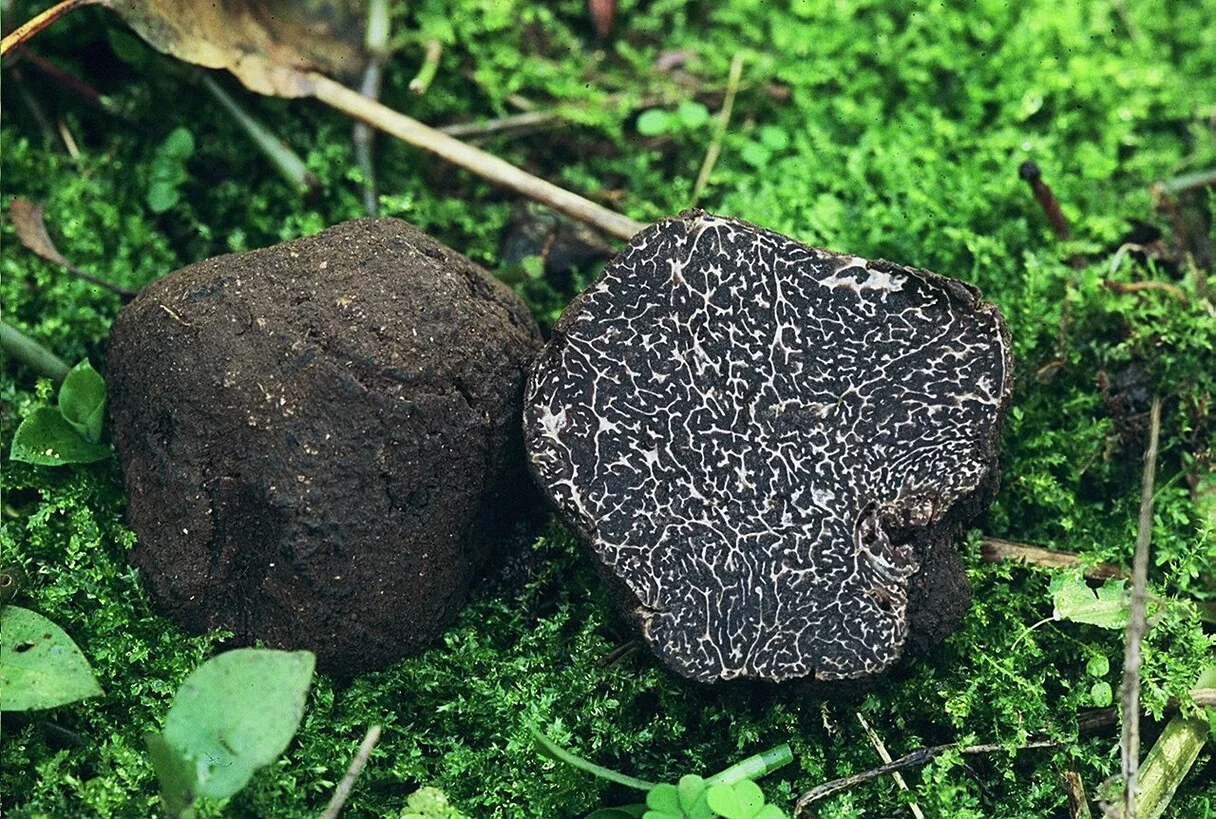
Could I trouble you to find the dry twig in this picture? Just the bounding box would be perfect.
[308,72,647,240]
[855,713,924,819]
[793,739,1057,814]
[980,537,1126,580]
[1118,396,1162,819]
[319,725,383,819]
[1062,770,1093,819]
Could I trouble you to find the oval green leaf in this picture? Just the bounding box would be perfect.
[0,606,102,711]
[160,648,315,800]
[9,407,113,466]
[636,109,673,137]
[58,359,107,444]
[706,780,766,819]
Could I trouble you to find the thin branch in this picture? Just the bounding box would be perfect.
[691,51,744,206]
[1191,688,1216,707]
[1119,396,1162,819]
[0,0,100,58]
[979,537,1126,581]
[318,725,383,819]
[438,109,560,139]
[793,740,1057,814]
[307,72,647,241]
[856,712,924,819]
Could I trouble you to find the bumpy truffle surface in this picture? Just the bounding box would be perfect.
[524,211,1011,683]
[108,218,541,674]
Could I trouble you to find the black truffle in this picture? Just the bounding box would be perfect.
[107,218,541,674]
[524,211,1012,683]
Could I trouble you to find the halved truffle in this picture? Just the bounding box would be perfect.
[524,211,1012,683]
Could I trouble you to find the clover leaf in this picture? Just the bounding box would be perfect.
[644,775,714,819]
[705,780,785,819]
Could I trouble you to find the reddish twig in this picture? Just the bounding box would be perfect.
[1019,161,1071,240]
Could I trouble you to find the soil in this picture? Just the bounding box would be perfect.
[107,218,542,674]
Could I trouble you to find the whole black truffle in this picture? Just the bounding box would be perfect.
[107,218,541,674]
[524,211,1012,683]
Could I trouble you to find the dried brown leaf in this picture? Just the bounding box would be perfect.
[10,198,71,266]
[109,0,365,97]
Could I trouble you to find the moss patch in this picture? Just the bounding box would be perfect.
[2,1,1213,816]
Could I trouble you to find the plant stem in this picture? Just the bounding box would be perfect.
[705,743,793,786]
[1,322,71,383]
[1130,666,1216,819]
[201,74,318,195]
[1119,396,1162,819]
[691,51,745,207]
[1155,167,1216,196]
[353,0,390,215]
[306,72,647,241]
[319,725,382,819]
[408,39,442,95]
[528,726,657,791]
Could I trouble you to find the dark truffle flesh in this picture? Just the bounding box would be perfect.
[524,211,1012,683]
[107,218,541,674]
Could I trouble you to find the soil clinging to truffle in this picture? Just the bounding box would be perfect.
[524,211,1012,684]
[108,218,541,675]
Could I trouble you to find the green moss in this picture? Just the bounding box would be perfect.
[3,0,1214,816]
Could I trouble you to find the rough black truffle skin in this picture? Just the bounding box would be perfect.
[107,218,541,675]
[524,211,1012,684]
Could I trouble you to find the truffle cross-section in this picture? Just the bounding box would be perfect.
[525,211,1012,683]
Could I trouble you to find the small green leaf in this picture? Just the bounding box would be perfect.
[161,127,196,159]
[1051,576,1128,629]
[758,125,790,151]
[646,783,683,816]
[0,606,103,711]
[678,774,708,811]
[9,407,112,465]
[1090,680,1113,707]
[58,359,106,443]
[739,142,772,168]
[1086,654,1110,677]
[159,648,314,800]
[401,786,471,818]
[637,109,673,136]
[706,780,767,819]
[675,100,710,129]
[146,731,200,818]
[147,182,182,213]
